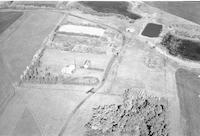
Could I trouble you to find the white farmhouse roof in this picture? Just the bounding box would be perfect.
[58,24,105,37]
[61,65,76,75]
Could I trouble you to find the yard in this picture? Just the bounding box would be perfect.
[38,48,111,85]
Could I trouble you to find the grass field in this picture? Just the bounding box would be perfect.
[176,68,200,136]
[145,1,200,25]
[0,11,62,83]
[0,11,23,34]
[0,54,15,108]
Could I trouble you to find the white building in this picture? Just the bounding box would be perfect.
[83,60,91,69]
[58,24,105,37]
[61,64,76,75]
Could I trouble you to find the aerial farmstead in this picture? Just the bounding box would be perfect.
[0,1,200,136]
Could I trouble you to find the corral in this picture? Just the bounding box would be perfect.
[52,34,107,54]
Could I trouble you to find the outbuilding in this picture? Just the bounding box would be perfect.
[126,27,135,33]
[83,60,91,69]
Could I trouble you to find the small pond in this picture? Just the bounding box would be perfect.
[141,23,163,37]
[80,1,141,20]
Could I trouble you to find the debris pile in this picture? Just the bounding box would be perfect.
[85,89,169,136]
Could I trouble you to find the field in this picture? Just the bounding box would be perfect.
[176,68,200,136]
[0,11,62,83]
[0,11,23,110]
[161,33,200,61]
[145,1,200,25]
[80,1,141,20]
[0,11,23,34]
[0,55,15,109]
[12,1,58,8]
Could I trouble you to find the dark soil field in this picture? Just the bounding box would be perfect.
[176,68,200,136]
[141,23,162,37]
[161,33,200,61]
[80,1,141,20]
[0,11,23,34]
[145,1,200,25]
[178,39,200,61]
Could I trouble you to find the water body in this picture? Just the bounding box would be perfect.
[176,68,200,136]
[141,23,162,37]
[80,1,141,20]
[145,1,200,25]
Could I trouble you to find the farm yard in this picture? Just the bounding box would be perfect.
[22,48,111,86]
[0,1,200,136]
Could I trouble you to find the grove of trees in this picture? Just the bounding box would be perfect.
[85,89,169,136]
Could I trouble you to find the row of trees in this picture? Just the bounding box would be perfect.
[21,47,60,84]
[23,67,59,84]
